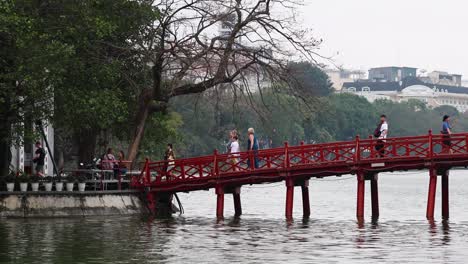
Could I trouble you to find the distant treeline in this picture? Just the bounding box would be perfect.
[145,92,465,159]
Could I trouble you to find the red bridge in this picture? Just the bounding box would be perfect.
[132,131,468,220]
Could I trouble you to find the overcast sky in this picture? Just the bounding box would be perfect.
[300,0,468,77]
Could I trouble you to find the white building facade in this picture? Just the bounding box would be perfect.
[343,82,468,113]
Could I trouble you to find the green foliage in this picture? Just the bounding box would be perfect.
[18,174,30,183]
[4,174,16,183]
[165,91,468,158]
[140,112,184,160]
[44,176,54,183]
[1,0,158,167]
[287,62,333,97]
[65,175,76,183]
[76,174,87,183]
[30,175,41,183]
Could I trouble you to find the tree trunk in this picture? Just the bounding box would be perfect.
[127,62,163,163]
[127,99,151,162]
[0,134,11,177]
[76,129,98,165]
[0,105,12,177]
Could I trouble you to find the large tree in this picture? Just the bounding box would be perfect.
[115,0,322,161]
[0,0,66,176]
[41,0,156,163]
[287,61,333,97]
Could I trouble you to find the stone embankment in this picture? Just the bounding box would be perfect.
[0,191,148,217]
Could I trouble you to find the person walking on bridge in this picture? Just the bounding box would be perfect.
[247,128,259,168]
[228,130,240,171]
[374,115,388,157]
[442,115,452,153]
[163,143,176,179]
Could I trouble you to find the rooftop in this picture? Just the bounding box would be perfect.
[342,76,468,94]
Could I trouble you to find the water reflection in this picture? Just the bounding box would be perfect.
[0,216,467,263]
[1,173,468,263]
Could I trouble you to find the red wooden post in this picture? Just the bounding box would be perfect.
[301,180,310,218]
[368,135,374,158]
[249,150,255,170]
[145,159,151,184]
[118,169,122,190]
[426,168,437,220]
[233,187,242,217]
[441,170,449,220]
[146,192,157,215]
[356,171,365,220]
[100,160,104,190]
[355,135,361,162]
[428,130,433,158]
[284,142,290,168]
[198,164,203,178]
[180,160,185,180]
[216,186,224,219]
[213,149,219,177]
[465,134,468,153]
[370,174,379,220]
[285,178,294,219]
[300,141,306,164]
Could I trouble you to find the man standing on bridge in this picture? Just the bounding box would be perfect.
[374,115,388,157]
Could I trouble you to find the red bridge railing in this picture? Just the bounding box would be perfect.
[131,131,468,189]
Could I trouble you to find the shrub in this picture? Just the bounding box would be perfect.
[18,174,30,183]
[65,175,76,183]
[44,176,54,183]
[30,175,41,183]
[76,174,87,183]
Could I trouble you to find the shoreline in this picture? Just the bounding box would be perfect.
[0,191,148,218]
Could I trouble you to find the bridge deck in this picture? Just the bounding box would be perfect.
[132,132,468,192]
[131,131,466,219]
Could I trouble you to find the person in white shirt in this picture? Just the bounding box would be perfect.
[228,130,240,171]
[375,115,388,157]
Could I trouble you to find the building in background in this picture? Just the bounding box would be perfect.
[343,77,468,112]
[424,71,462,86]
[326,68,366,91]
[368,66,417,82]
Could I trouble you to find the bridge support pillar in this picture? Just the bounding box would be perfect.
[370,174,379,220]
[356,172,365,220]
[441,170,449,220]
[233,187,242,217]
[285,178,294,220]
[301,180,310,218]
[146,190,157,215]
[216,186,224,219]
[426,168,437,220]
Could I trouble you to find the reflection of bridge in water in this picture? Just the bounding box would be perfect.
[132,131,468,220]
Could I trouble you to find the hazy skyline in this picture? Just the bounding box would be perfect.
[301,0,468,78]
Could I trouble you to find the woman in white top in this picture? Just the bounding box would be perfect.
[228,130,240,171]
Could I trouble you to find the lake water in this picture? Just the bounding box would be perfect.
[1,170,468,263]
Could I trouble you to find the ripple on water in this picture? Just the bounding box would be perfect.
[2,173,468,263]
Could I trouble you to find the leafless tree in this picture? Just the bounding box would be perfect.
[117,0,322,161]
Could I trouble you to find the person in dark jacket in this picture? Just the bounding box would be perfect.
[33,141,46,177]
[442,115,452,153]
[247,128,259,168]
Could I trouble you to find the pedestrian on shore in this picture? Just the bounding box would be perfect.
[441,115,452,153]
[114,150,128,179]
[247,128,259,168]
[373,115,388,157]
[102,148,116,170]
[228,130,240,171]
[33,141,46,177]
